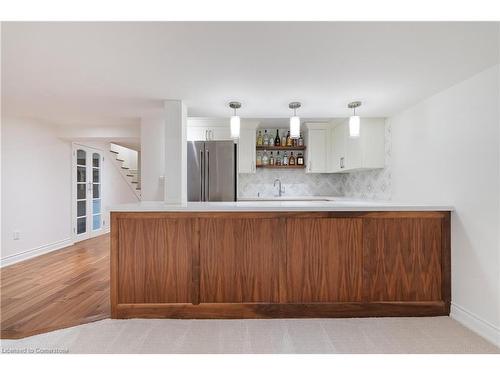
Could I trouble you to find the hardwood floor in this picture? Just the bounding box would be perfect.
[1,234,110,339]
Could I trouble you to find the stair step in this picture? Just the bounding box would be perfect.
[126,174,134,177]
[116,158,125,162]
[121,167,129,170]
[131,181,138,184]
[110,150,119,154]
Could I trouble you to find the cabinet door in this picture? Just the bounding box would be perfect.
[285,218,363,302]
[331,124,347,172]
[306,128,328,173]
[363,217,442,301]
[238,127,256,173]
[209,126,232,140]
[187,127,208,141]
[346,127,363,170]
[117,218,195,303]
[199,218,284,303]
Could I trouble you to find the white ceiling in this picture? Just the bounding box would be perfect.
[2,22,499,126]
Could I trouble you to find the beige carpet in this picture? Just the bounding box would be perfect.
[1,317,498,354]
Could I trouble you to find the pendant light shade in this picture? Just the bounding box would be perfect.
[289,102,301,139]
[229,101,241,139]
[290,116,300,138]
[230,115,240,139]
[348,101,362,138]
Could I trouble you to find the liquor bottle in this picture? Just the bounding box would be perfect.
[298,133,304,147]
[283,151,288,166]
[257,131,263,146]
[281,134,286,147]
[262,150,269,166]
[286,131,292,146]
[289,152,295,165]
[269,151,275,166]
[292,138,297,147]
[297,152,304,165]
[262,129,269,146]
[256,151,262,166]
[276,151,282,166]
[274,129,281,146]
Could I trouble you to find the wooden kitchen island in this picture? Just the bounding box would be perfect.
[110,201,451,319]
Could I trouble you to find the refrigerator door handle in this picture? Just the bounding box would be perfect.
[206,149,210,201]
[200,149,204,201]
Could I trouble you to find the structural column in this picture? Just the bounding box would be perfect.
[164,100,187,204]
[140,100,187,203]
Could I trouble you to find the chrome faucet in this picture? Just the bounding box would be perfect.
[274,178,285,197]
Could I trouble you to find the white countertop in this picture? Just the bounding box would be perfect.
[110,197,453,212]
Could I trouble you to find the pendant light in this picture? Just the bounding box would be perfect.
[229,101,241,139]
[289,102,301,139]
[348,101,362,138]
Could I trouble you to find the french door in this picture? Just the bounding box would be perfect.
[73,145,105,241]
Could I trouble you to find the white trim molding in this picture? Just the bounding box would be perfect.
[451,302,500,348]
[1,238,74,268]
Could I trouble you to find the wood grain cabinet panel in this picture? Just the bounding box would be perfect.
[117,218,195,304]
[199,218,284,303]
[285,218,363,303]
[363,218,442,301]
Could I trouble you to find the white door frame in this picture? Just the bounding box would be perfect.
[71,143,106,242]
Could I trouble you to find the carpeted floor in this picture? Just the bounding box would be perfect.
[1,317,498,354]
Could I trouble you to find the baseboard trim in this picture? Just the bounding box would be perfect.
[450,302,500,348]
[112,301,449,319]
[0,238,74,268]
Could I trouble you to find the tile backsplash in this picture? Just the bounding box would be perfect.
[238,121,392,200]
[238,169,344,198]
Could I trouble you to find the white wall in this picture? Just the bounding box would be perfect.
[110,143,138,170]
[389,65,500,345]
[1,117,138,265]
[1,117,72,261]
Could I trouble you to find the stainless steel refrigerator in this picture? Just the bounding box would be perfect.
[187,140,237,202]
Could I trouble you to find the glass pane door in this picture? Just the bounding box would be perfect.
[76,149,88,237]
[74,146,104,241]
[92,153,102,231]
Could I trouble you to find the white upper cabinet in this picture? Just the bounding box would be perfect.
[187,118,232,141]
[305,123,331,173]
[238,122,259,174]
[330,118,385,173]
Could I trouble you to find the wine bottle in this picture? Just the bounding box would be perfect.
[257,130,263,146]
[256,152,262,166]
[262,150,269,166]
[274,129,281,146]
[297,152,304,165]
[263,129,269,146]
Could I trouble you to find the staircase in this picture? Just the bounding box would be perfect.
[109,144,141,200]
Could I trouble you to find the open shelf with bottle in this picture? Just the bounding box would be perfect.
[256,165,305,169]
[256,146,306,151]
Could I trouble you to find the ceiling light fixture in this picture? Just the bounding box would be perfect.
[348,101,362,138]
[289,102,301,139]
[229,101,241,139]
